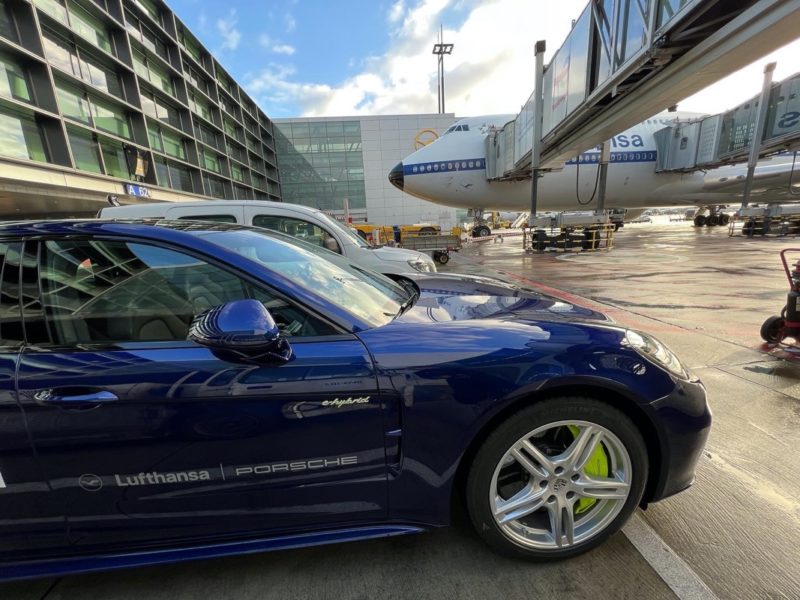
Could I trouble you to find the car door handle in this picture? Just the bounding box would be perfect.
[35,389,119,405]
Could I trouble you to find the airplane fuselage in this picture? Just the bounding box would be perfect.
[390,113,794,212]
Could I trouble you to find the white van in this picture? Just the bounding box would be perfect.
[99,200,437,275]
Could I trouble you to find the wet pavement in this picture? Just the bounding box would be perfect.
[3,220,799,599]
[452,220,800,600]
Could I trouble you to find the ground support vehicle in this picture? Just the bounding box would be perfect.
[0,220,709,580]
[524,224,615,253]
[761,248,800,343]
[399,233,462,264]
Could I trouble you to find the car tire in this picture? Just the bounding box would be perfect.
[466,397,647,560]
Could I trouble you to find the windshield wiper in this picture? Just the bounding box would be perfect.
[395,288,419,318]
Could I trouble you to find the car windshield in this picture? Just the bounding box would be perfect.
[314,211,371,248]
[195,228,405,327]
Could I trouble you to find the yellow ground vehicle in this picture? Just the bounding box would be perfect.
[400,224,441,237]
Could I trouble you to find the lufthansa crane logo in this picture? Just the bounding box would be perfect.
[413,129,439,150]
[79,473,104,492]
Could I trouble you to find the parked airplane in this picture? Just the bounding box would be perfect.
[389,113,800,236]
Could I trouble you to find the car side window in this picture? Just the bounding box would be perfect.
[38,239,336,346]
[253,215,341,253]
[0,242,24,348]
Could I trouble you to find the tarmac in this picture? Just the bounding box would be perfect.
[3,219,799,599]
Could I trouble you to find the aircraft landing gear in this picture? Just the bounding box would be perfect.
[693,206,730,227]
[468,208,492,237]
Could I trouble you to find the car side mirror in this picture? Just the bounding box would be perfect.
[188,299,292,364]
[323,236,340,253]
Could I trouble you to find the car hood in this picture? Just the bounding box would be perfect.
[395,273,610,324]
[369,245,430,263]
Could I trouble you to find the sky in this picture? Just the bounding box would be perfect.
[166,0,800,120]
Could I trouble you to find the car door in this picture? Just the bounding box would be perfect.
[0,240,69,560]
[16,237,387,551]
[249,212,343,254]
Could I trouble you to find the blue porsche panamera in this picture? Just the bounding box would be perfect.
[0,220,710,580]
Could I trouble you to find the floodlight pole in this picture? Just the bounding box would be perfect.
[432,26,454,114]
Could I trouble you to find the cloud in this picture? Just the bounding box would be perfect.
[388,0,405,23]
[217,10,241,51]
[258,34,296,56]
[285,13,297,32]
[244,0,800,121]
[246,0,587,118]
[272,44,296,56]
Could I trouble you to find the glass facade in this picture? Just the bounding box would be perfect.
[0,108,48,162]
[0,0,280,203]
[275,120,365,212]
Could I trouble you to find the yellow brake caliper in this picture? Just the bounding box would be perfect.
[567,425,608,515]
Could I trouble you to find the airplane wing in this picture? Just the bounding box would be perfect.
[702,154,800,201]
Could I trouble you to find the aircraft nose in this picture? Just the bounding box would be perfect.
[388,162,404,191]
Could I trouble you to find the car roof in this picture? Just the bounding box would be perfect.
[100,199,320,216]
[0,218,258,239]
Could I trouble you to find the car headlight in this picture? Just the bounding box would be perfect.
[623,330,689,379]
[408,259,436,273]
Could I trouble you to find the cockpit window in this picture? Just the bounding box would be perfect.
[443,124,470,135]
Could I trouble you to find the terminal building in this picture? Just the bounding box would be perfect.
[274,114,459,228]
[0,0,281,218]
[0,0,458,228]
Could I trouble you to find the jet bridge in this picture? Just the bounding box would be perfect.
[654,71,800,172]
[485,0,800,181]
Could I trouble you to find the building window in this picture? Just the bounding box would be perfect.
[147,123,186,160]
[179,27,202,63]
[66,126,102,173]
[140,90,181,130]
[217,73,233,96]
[56,81,91,123]
[141,26,168,62]
[0,53,31,103]
[154,156,194,192]
[35,0,112,54]
[233,185,250,200]
[203,173,224,198]
[189,91,211,122]
[42,29,123,99]
[252,173,266,190]
[0,107,48,162]
[132,48,174,95]
[91,95,129,138]
[33,0,68,26]
[55,79,130,139]
[124,9,142,42]
[231,163,243,183]
[133,0,161,25]
[226,142,245,163]
[0,1,18,44]
[194,120,219,149]
[67,1,112,54]
[223,117,242,142]
[100,136,128,178]
[199,147,220,173]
